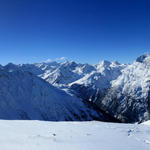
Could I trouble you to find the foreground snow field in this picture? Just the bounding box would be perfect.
[0,120,150,150]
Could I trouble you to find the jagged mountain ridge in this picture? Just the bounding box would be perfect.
[97,54,150,122]
[2,54,150,123]
[0,65,114,121]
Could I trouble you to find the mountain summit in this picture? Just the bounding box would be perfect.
[1,54,150,123]
[136,54,150,63]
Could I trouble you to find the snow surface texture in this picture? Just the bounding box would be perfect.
[0,120,150,150]
[1,54,150,123]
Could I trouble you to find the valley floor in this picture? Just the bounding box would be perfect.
[0,120,150,150]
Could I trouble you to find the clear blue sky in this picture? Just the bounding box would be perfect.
[0,0,150,64]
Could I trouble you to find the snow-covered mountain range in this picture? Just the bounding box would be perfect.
[0,63,115,122]
[1,54,150,123]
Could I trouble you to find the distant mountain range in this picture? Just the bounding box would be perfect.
[1,54,150,123]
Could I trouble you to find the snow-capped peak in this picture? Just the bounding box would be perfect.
[97,60,111,68]
[1,55,150,123]
[136,54,150,63]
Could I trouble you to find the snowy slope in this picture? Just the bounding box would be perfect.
[17,60,125,101]
[0,120,150,150]
[15,61,126,117]
[96,54,150,123]
[69,61,125,100]
[19,60,125,89]
[2,54,150,123]
[0,66,109,121]
[18,61,96,86]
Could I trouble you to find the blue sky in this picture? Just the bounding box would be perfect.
[0,0,150,64]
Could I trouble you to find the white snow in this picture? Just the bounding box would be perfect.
[2,54,150,122]
[111,59,150,99]
[0,66,103,121]
[0,120,149,150]
[69,61,125,93]
[142,120,150,125]
[17,60,125,89]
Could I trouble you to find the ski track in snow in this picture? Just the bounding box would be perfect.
[0,120,150,150]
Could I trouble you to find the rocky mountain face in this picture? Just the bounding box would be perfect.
[0,64,116,122]
[96,54,150,123]
[1,54,150,123]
